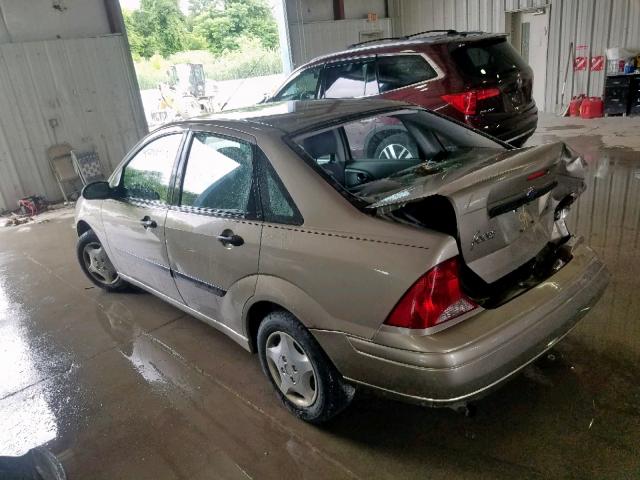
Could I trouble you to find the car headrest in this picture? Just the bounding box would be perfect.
[303,130,337,159]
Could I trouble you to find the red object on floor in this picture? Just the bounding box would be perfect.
[18,196,47,216]
[569,96,585,117]
[580,97,604,119]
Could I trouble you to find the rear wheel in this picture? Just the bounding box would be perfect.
[257,310,355,423]
[77,230,129,292]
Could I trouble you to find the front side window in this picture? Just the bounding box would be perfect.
[377,55,438,93]
[180,132,255,216]
[322,60,378,98]
[272,67,321,101]
[122,133,182,203]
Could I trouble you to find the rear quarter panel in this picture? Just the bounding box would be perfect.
[250,129,458,339]
[255,222,458,339]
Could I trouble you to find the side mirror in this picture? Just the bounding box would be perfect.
[82,181,113,200]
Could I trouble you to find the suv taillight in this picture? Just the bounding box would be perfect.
[441,88,500,115]
[384,257,477,330]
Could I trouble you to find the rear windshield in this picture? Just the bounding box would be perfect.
[451,38,528,79]
[292,110,503,201]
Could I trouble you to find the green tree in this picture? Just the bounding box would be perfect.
[188,0,221,17]
[125,0,279,59]
[190,0,279,53]
[192,14,237,54]
[123,10,144,59]
[125,0,186,58]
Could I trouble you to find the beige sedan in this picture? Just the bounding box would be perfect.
[75,99,609,423]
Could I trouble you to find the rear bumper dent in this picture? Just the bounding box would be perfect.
[311,245,609,406]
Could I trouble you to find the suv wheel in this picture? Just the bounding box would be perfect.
[257,310,355,423]
[373,132,419,159]
[77,230,129,292]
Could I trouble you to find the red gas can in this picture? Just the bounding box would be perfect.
[580,97,604,119]
[569,95,585,116]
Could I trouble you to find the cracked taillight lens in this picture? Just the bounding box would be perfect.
[384,257,477,330]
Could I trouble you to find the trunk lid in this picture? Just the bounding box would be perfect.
[363,143,585,283]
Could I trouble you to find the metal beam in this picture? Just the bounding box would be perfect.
[333,0,345,20]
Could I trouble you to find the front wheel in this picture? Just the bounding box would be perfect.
[77,230,130,292]
[257,310,355,423]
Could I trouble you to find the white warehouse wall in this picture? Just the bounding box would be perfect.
[390,0,507,35]
[344,0,387,19]
[285,0,391,67]
[0,0,147,212]
[288,18,392,68]
[0,0,111,43]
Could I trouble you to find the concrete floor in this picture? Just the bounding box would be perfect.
[1,114,640,479]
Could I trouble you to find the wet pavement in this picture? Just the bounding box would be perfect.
[1,116,640,479]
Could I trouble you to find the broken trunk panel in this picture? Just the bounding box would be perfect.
[363,141,586,289]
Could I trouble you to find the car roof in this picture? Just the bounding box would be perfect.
[177,99,417,136]
[302,31,507,66]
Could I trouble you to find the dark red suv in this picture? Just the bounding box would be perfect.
[267,31,537,149]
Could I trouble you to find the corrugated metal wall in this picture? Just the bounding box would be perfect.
[544,0,640,113]
[394,0,506,38]
[0,34,147,211]
[504,0,549,10]
[288,18,393,67]
[393,0,640,112]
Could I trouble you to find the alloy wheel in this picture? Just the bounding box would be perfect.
[379,143,413,159]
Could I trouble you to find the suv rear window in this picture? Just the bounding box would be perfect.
[451,38,528,78]
[377,55,438,92]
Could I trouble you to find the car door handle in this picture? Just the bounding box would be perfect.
[216,229,244,247]
[140,216,157,229]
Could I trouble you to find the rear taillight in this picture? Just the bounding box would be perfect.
[384,257,477,330]
[441,88,500,115]
[527,169,549,181]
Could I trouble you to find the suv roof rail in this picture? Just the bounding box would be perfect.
[348,30,488,49]
[404,29,459,38]
[349,36,401,48]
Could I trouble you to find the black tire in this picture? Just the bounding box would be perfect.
[257,310,355,423]
[373,132,419,159]
[77,230,130,292]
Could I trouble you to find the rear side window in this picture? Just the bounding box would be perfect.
[272,66,321,101]
[258,154,301,225]
[377,55,438,92]
[322,60,378,98]
[451,39,528,78]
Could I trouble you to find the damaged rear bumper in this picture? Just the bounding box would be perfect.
[311,242,609,406]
